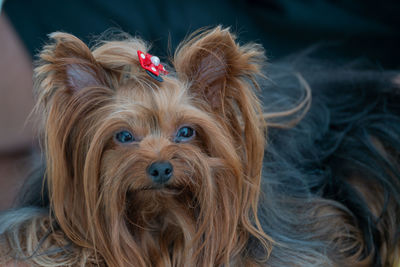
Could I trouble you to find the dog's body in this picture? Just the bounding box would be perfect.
[1,27,400,266]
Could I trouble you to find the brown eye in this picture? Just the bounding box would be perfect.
[174,126,195,143]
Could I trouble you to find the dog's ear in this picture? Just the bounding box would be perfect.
[174,26,265,112]
[174,26,266,185]
[35,32,109,95]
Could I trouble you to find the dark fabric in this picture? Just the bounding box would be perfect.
[4,0,400,67]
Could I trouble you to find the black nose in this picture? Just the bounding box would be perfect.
[147,161,173,184]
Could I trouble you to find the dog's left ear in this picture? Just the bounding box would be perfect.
[174,26,265,112]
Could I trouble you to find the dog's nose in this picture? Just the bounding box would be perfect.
[147,161,173,184]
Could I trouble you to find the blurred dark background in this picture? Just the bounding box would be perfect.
[4,0,400,66]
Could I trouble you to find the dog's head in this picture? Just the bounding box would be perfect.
[35,27,270,266]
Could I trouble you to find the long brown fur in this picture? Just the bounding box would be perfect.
[2,27,271,266]
[1,27,399,267]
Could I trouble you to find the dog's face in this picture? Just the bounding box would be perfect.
[35,27,270,266]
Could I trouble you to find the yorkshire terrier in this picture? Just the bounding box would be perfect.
[1,27,400,267]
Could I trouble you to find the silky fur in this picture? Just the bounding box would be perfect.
[1,27,400,266]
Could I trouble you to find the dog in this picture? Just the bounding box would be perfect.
[1,26,400,266]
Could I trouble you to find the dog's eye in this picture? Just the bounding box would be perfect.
[175,126,195,143]
[114,130,135,144]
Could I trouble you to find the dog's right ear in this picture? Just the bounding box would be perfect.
[35,32,109,97]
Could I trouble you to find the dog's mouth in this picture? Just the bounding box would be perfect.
[134,185,184,194]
